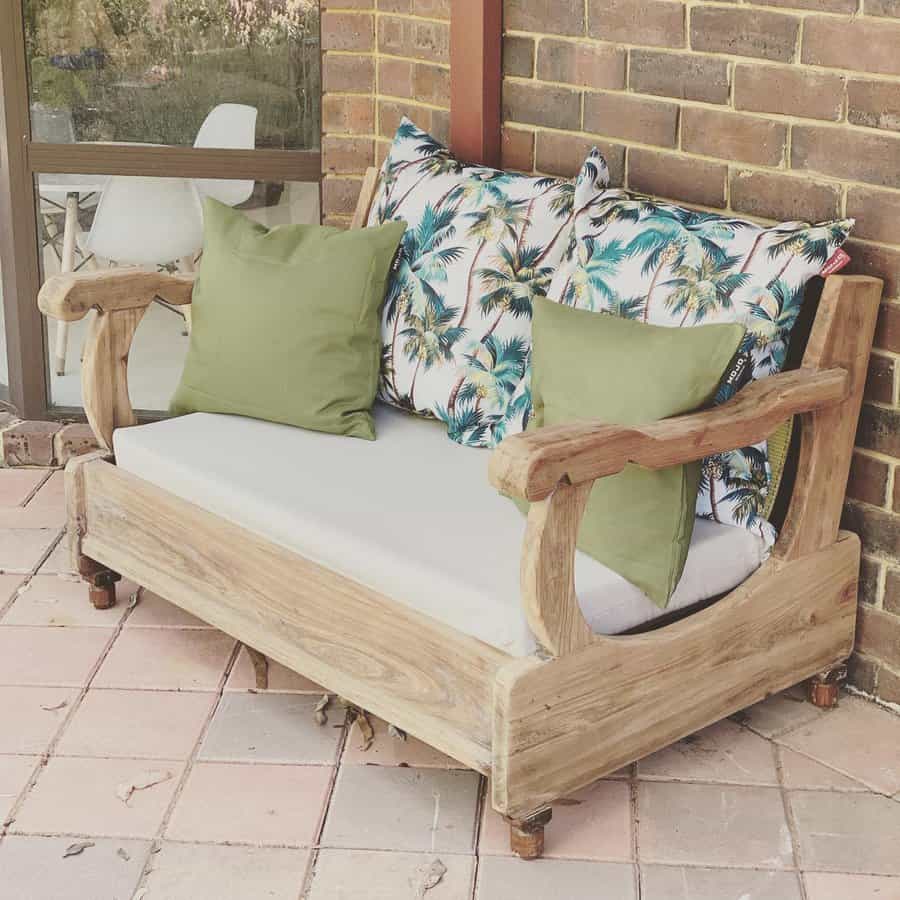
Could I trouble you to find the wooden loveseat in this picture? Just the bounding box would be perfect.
[38,170,883,859]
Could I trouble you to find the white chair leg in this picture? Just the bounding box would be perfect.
[54,193,79,376]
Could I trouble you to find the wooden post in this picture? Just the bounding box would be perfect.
[450,0,502,167]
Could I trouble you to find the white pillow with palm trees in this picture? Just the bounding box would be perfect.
[547,185,853,546]
[367,118,609,448]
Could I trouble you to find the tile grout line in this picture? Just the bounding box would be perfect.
[630,762,642,899]
[131,636,244,896]
[297,701,351,899]
[0,525,67,621]
[469,774,489,900]
[773,742,809,900]
[0,578,142,847]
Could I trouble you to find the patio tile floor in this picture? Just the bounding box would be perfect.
[0,469,898,898]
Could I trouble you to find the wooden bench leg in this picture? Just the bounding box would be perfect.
[77,555,122,610]
[808,663,847,709]
[505,808,552,860]
[245,646,269,690]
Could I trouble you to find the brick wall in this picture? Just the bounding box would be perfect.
[320,0,900,705]
[320,0,451,226]
[502,0,900,706]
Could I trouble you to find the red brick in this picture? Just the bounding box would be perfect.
[322,94,374,134]
[878,662,900,704]
[690,7,800,63]
[847,652,880,693]
[588,0,685,48]
[536,39,626,89]
[682,108,786,167]
[2,421,61,467]
[322,176,363,217]
[505,0,585,35]
[791,126,900,191]
[847,80,900,133]
[323,54,375,94]
[856,403,900,458]
[875,301,900,353]
[868,0,900,15]
[865,353,896,405]
[503,35,535,78]
[803,15,900,78]
[734,64,843,122]
[844,241,900,300]
[583,93,678,148]
[847,451,890,505]
[887,567,900,612]
[535,131,625,184]
[377,58,412,98]
[628,148,727,209]
[322,0,372,7]
[847,187,900,246]
[842,497,900,562]
[53,423,99,466]
[502,81,582,131]
[377,0,409,9]
[753,0,856,11]
[323,135,375,174]
[377,100,441,140]
[856,604,900,669]
[628,50,730,105]
[377,15,449,64]
[414,0,450,18]
[860,555,883,606]
[321,11,374,51]
[501,128,535,173]
[730,170,841,224]
[412,64,451,107]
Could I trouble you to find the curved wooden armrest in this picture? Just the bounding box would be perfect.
[39,268,195,322]
[490,367,849,503]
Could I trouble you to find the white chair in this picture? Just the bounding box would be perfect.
[193,103,257,207]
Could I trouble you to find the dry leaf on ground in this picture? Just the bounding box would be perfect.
[314,694,330,726]
[413,858,447,898]
[387,723,407,742]
[355,710,375,751]
[115,769,173,805]
[63,841,94,858]
[40,700,68,712]
[117,847,131,861]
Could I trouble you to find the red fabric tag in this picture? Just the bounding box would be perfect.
[821,248,851,276]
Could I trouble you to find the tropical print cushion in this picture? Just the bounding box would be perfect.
[367,117,609,448]
[546,184,854,546]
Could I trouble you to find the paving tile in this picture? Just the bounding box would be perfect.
[0,529,59,574]
[199,692,342,764]
[638,719,778,786]
[0,756,39,824]
[36,537,77,575]
[641,865,803,899]
[732,684,826,738]
[323,765,480,853]
[0,686,77,754]
[225,645,323,692]
[1,574,131,627]
[25,471,64,511]
[11,756,182,838]
[0,836,148,900]
[93,627,235,691]
[141,842,310,900]
[342,716,462,769]
[779,696,900,795]
[804,872,900,900]
[778,747,868,792]
[0,573,26,609]
[309,849,475,899]
[0,470,47,507]
[125,589,212,628]
[475,856,636,900]
[166,761,332,846]
[480,779,632,861]
[56,689,215,760]
[638,782,793,868]
[0,626,111,687]
[0,503,66,528]
[790,790,900,875]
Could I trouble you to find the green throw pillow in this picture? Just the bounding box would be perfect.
[171,199,406,439]
[517,296,745,607]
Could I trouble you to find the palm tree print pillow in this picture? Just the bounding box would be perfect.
[546,184,854,546]
[367,118,610,448]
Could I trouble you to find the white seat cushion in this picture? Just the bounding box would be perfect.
[113,406,769,656]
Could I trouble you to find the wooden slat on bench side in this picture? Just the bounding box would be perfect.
[80,460,507,773]
[492,533,859,818]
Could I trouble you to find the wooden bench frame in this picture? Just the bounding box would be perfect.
[38,169,883,858]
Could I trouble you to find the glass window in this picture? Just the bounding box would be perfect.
[23,0,320,150]
[37,172,319,412]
